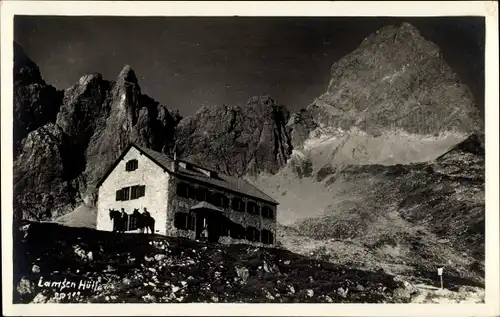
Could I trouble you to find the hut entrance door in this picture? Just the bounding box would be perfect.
[194,214,207,240]
[194,212,221,243]
[190,201,224,243]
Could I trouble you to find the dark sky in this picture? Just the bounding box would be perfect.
[14,16,485,117]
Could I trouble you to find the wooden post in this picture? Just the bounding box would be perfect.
[438,267,444,289]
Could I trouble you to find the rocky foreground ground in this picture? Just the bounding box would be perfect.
[13,221,430,304]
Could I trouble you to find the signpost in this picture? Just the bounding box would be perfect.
[437,267,444,289]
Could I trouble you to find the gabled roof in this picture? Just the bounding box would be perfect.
[97,143,279,205]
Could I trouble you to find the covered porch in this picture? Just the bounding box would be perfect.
[189,201,243,242]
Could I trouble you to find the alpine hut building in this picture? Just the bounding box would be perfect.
[96,143,278,246]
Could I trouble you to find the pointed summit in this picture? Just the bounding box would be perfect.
[117,64,138,85]
[312,22,481,136]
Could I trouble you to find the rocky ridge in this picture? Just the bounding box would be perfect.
[175,96,292,176]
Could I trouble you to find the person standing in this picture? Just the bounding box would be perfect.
[201,223,209,246]
[143,207,152,234]
[120,208,128,232]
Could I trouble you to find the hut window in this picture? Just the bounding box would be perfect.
[176,182,189,198]
[246,201,260,215]
[246,226,260,242]
[221,195,230,208]
[125,159,138,171]
[187,185,197,200]
[196,187,207,201]
[213,193,221,207]
[174,213,189,230]
[188,214,196,230]
[206,191,217,206]
[230,225,245,239]
[208,192,229,208]
[262,206,274,219]
[231,198,244,211]
[221,224,230,237]
[131,185,146,200]
[115,187,130,201]
[261,229,274,245]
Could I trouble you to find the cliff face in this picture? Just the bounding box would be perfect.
[175,96,292,176]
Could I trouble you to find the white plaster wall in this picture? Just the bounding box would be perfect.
[96,146,169,234]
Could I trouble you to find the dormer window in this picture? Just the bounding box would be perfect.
[125,159,138,171]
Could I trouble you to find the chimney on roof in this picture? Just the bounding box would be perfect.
[171,146,178,172]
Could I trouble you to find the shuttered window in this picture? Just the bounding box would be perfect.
[131,185,146,200]
[122,187,130,200]
[115,187,130,201]
[125,159,138,171]
[116,185,144,201]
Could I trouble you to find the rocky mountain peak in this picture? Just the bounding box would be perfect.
[117,64,138,85]
[175,95,292,176]
[77,73,103,86]
[309,22,482,137]
[13,43,63,153]
[247,95,276,107]
[14,42,43,85]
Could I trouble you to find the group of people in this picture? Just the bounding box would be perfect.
[109,207,155,234]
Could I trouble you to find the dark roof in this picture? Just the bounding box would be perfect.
[97,143,279,205]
